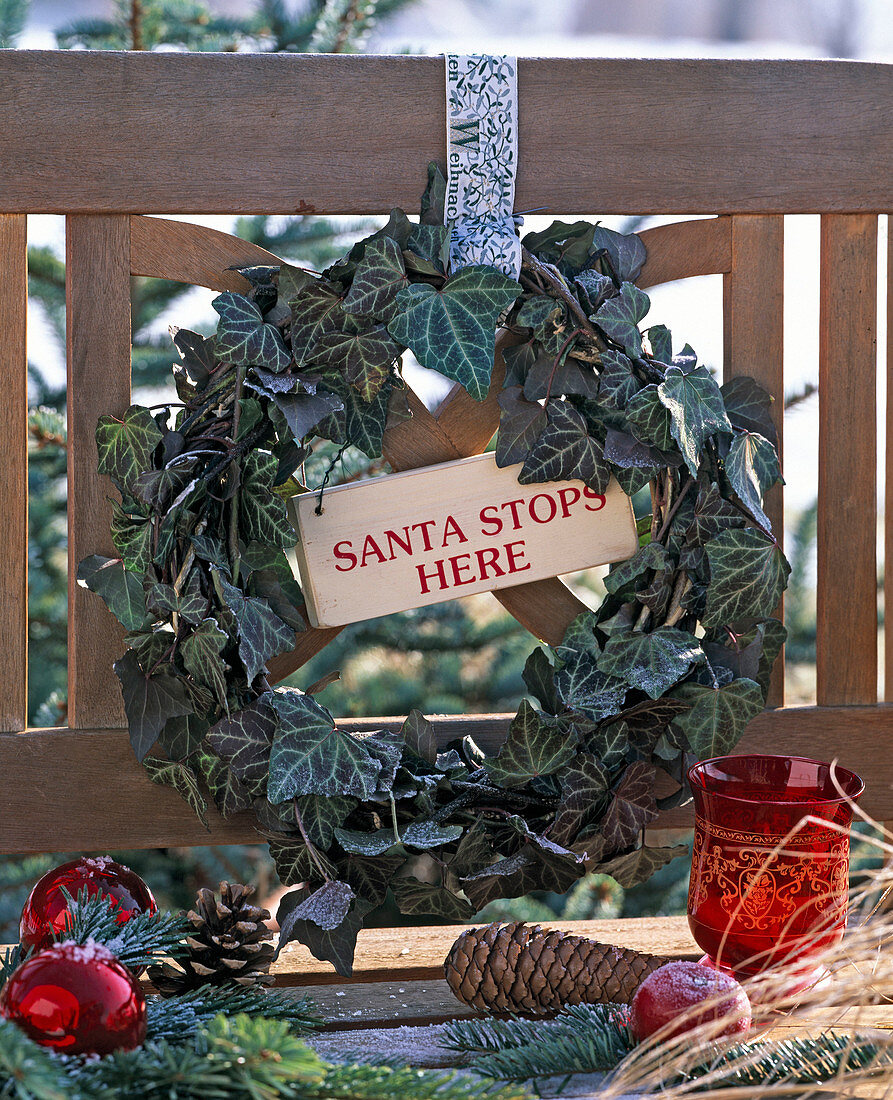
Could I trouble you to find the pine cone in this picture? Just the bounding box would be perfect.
[149,882,275,997]
[444,921,672,1014]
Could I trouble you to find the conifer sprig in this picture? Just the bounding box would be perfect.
[59,888,191,970]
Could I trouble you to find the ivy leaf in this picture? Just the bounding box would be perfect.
[406,223,449,272]
[590,225,647,283]
[672,678,764,758]
[388,266,522,402]
[277,262,316,304]
[217,575,295,683]
[597,350,641,409]
[703,528,790,628]
[333,827,397,857]
[207,697,276,783]
[391,878,475,922]
[113,650,193,761]
[523,220,595,272]
[687,482,747,545]
[290,283,346,367]
[558,611,603,659]
[239,452,296,548]
[626,385,674,451]
[484,700,577,788]
[522,353,599,402]
[601,843,688,888]
[521,647,560,714]
[585,721,633,773]
[343,853,406,906]
[143,756,208,829]
[604,428,670,472]
[279,880,355,934]
[755,618,787,696]
[602,762,659,854]
[316,375,397,459]
[400,710,437,765]
[517,294,562,330]
[266,835,337,887]
[574,270,615,314]
[278,894,371,979]
[550,754,609,846]
[179,618,229,711]
[658,365,732,476]
[604,543,672,599]
[77,555,148,632]
[294,795,355,849]
[309,323,401,402]
[109,502,153,573]
[555,653,627,722]
[420,162,447,225]
[96,406,163,494]
[158,712,208,762]
[721,375,778,447]
[520,402,611,492]
[195,747,254,816]
[132,465,196,512]
[725,431,781,533]
[598,628,703,699]
[172,327,216,387]
[341,237,408,322]
[495,386,548,467]
[267,690,383,802]
[646,324,673,364]
[401,819,464,849]
[212,292,290,372]
[244,546,305,632]
[271,390,343,444]
[592,283,650,357]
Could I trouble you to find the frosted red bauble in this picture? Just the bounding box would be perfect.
[19,857,156,951]
[630,960,752,1043]
[0,941,147,1054]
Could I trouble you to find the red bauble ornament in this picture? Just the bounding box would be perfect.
[630,960,752,1043]
[0,941,147,1054]
[19,857,156,951]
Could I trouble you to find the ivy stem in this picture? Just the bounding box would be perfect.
[293,800,332,883]
[655,475,696,543]
[664,572,692,628]
[520,246,599,338]
[227,364,245,586]
[388,794,400,842]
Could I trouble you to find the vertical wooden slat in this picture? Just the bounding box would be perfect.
[817,214,878,705]
[0,215,29,731]
[887,220,893,701]
[723,215,785,706]
[66,215,132,728]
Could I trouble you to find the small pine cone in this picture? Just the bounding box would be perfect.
[444,921,672,1014]
[149,882,275,997]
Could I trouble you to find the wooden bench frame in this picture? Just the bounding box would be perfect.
[0,53,891,864]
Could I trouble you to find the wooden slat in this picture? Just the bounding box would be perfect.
[272,916,698,987]
[129,215,277,289]
[0,215,28,731]
[1,704,889,852]
[817,215,878,705]
[723,215,785,706]
[0,56,890,215]
[66,215,132,728]
[886,222,893,701]
[637,216,732,288]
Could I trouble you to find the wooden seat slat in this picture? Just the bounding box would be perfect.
[0,215,28,732]
[2,706,892,851]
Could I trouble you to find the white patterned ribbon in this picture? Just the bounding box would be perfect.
[445,54,521,279]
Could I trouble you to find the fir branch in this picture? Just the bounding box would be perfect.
[306,1061,528,1100]
[0,944,29,988]
[0,1018,70,1100]
[60,889,191,971]
[677,1032,891,1090]
[444,1003,634,1081]
[145,985,322,1043]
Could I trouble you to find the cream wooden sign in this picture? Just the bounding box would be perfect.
[288,453,638,629]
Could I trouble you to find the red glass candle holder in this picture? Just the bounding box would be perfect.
[687,754,863,977]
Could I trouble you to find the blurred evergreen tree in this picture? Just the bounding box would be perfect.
[0,0,28,46]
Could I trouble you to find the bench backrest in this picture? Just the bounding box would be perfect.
[0,53,890,852]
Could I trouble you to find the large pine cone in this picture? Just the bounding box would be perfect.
[149,881,275,997]
[444,921,672,1014]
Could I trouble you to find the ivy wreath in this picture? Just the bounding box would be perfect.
[81,166,790,972]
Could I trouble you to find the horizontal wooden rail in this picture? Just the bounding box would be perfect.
[1,705,890,853]
[1,56,890,214]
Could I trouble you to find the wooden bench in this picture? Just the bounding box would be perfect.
[1,53,891,1088]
